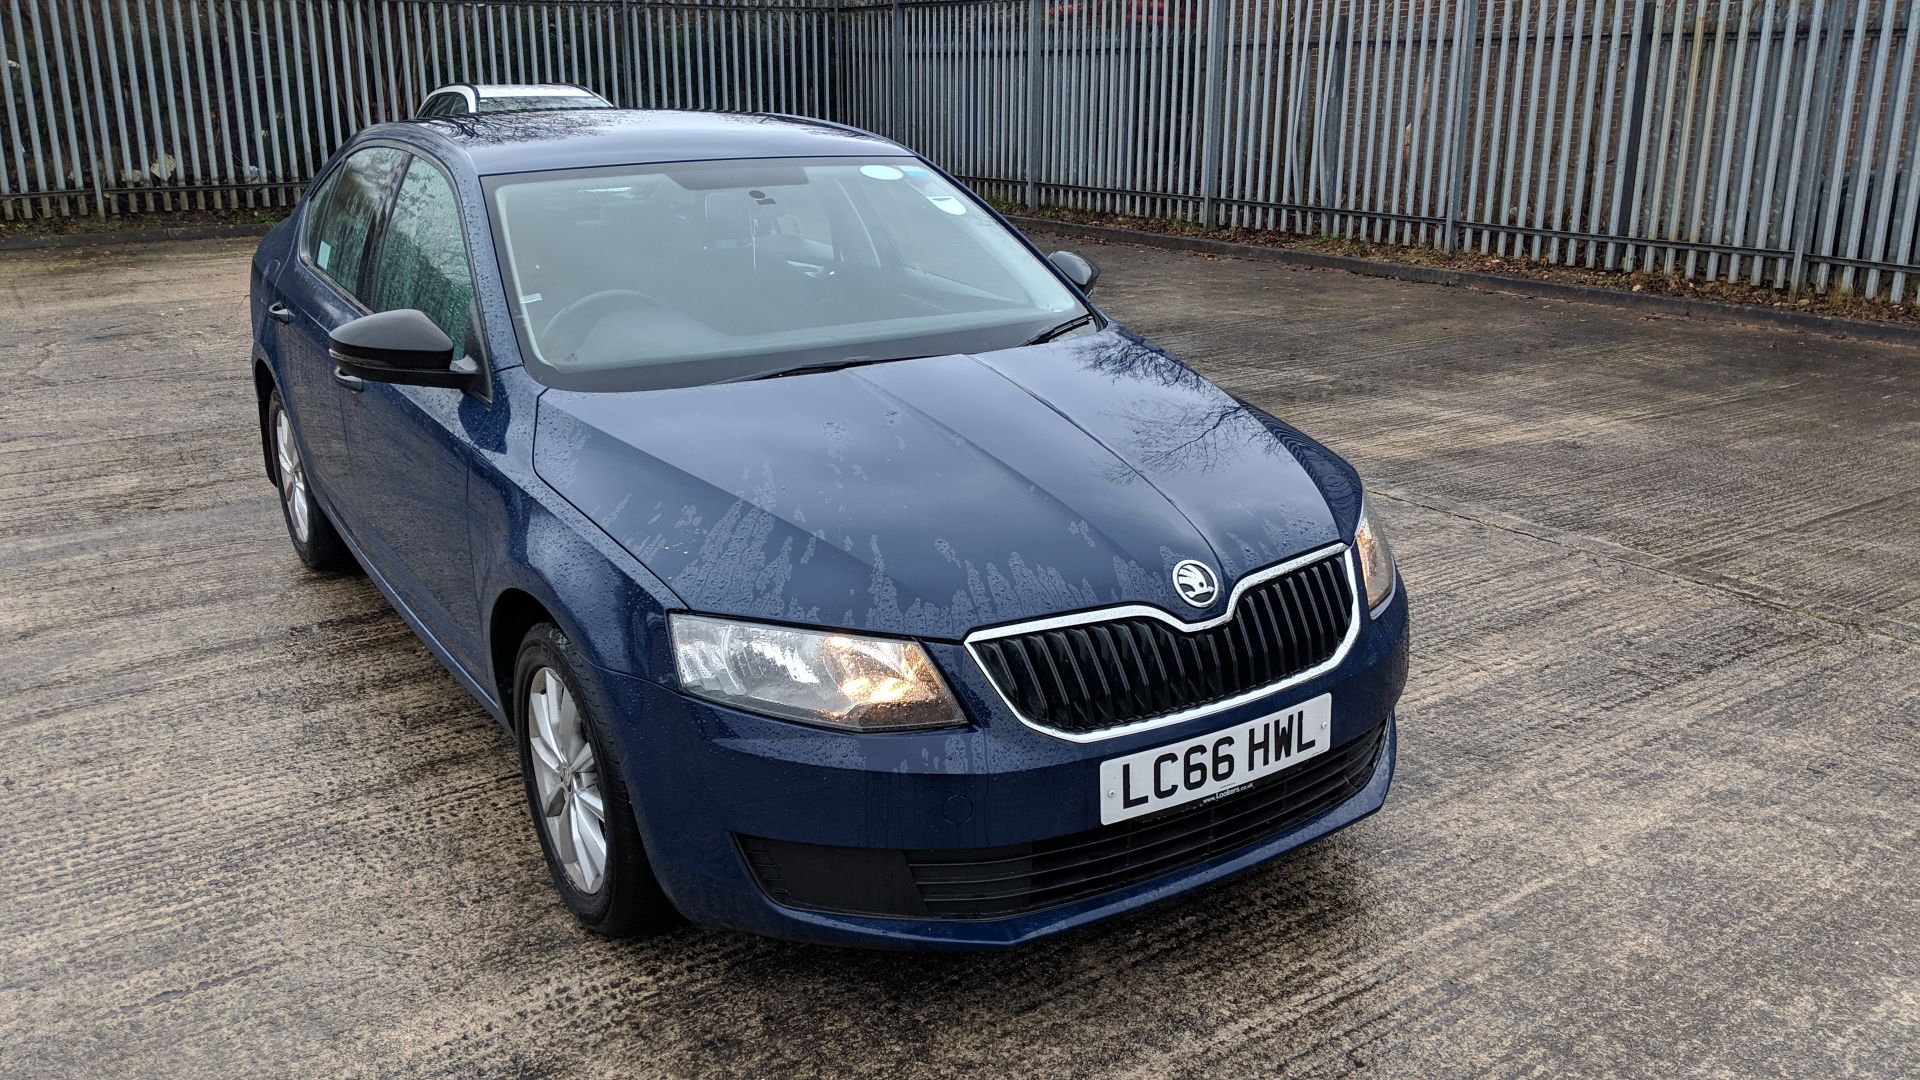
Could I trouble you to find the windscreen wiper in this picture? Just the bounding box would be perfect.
[726,354,925,383]
[1021,314,1095,347]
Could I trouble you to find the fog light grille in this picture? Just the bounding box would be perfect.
[737,716,1385,921]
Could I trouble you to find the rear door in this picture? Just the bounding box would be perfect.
[272,146,406,519]
[338,152,486,670]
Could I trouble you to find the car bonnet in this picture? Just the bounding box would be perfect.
[532,328,1340,640]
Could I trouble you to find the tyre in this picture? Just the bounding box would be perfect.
[266,389,355,572]
[514,622,675,937]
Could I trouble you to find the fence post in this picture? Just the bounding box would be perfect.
[1607,0,1658,270]
[1318,9,1351,235]
[1026,0,1042,211]
[889,0,904,135]
[1788,3,1845,300]
[1440,0,1480,253]
[1198,0,1228,228]
[617,0,633,108]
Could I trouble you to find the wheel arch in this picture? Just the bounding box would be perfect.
[253,354,278,484]
[481,555,668,730]
[488,586,596,732]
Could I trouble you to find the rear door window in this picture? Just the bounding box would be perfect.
[302,146,406,300]
[367,157,478,356]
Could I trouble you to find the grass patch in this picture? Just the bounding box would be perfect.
[0,204,288,242]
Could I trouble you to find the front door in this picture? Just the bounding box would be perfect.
[338,153,485,671]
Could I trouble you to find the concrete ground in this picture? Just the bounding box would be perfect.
[0,231,1914,1078]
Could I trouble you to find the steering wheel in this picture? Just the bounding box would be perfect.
[539,289,663,360]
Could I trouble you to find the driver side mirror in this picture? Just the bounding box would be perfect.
[1048,250,1099,291]
[330,308,477,389]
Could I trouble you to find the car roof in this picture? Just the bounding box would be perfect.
[472,83,602,99]
[391,109,908,176]
[425,82,604,99]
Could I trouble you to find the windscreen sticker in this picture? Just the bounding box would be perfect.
[859,164,905,181]
[926,195,968,216]
[521,293,543,304]
[316,239,332,269]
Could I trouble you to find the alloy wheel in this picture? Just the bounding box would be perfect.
[274,409,311,543]
[526,666,609,893]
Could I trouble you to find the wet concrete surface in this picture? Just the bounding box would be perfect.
[1,233,1915,1077]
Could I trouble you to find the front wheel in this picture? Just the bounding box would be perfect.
[515,622,675,937]
[267,389,354,572]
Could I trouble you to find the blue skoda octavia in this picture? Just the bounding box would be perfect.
[248,110,1408,949]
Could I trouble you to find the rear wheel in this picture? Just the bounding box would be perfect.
[267,389,354,572]
[515,622,675,937]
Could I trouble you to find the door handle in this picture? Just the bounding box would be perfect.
[266,301,294,324]
[332,366,364,392]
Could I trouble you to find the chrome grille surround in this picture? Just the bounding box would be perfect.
[965,543,1361,742]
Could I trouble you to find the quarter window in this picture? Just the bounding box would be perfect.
[369,158,478,355]
[420,92,467,117]
[302,146,405,300]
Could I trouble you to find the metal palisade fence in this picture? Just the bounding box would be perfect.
[4,0,1919,301]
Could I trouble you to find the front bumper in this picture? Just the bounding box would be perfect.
[595,586,1408,949]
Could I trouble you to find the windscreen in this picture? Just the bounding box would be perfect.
[488,157,1087,390]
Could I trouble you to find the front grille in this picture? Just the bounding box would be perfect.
[971,550,1355,735]
[738,716,1386,921]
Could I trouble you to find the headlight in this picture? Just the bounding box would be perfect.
[1354,497,1397,614]
[671,614,965,732]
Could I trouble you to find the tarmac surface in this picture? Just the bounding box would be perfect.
[1,231,1915,1077]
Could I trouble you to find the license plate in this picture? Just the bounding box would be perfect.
[1098,694,1332,825]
